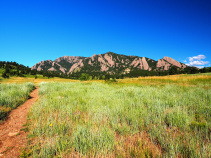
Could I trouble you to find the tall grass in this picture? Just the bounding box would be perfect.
[119,73,211,87]
[27,81,210,157]
[0,82,35,121]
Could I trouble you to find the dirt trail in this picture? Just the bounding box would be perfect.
[0,87,39,158]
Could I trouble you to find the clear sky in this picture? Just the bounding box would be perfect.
[0,0,210,68]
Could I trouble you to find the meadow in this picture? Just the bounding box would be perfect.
[21,73,211,157]
[0,75,79,86]
[0,82,35,121]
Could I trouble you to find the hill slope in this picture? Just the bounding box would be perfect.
[0,61,38,78]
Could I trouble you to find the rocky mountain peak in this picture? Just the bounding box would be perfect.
[31,52,187,74]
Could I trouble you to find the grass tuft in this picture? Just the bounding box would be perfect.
[0,82,35,121]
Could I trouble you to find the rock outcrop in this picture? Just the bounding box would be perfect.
[31,52,187,74]
[156,57,187,70]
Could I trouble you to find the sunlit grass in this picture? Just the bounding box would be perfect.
[118,73,211,88]
[1,73,211,157]
[0,82,35,121]
[26,80,210,157]
[1,72,211,87]
[0,76,79,86]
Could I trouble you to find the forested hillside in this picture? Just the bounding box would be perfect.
[0,61,40,78]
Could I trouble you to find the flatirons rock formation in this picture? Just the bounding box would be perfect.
[31,52,187,74]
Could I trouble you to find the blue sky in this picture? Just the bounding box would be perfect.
[0,0,210,68]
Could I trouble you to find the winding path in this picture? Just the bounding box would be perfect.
[0,87,39,158]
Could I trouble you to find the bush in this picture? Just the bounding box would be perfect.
[79,73,90,81]
[2,72,9,78]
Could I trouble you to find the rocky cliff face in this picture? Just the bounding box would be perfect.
[156,56,187,70]
[31,52,187,74]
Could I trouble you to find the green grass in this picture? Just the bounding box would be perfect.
[119,72,211,87]
[27,81,210,157]
[0,82,35,121]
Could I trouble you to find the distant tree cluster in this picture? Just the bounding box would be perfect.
[124,66,211,78]
[0,61,41,78]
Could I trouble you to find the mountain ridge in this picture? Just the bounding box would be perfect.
[31,52,187,74]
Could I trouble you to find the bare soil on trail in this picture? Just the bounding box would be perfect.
[0,88,39,158]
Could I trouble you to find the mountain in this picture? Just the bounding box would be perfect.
[31,52,187,74]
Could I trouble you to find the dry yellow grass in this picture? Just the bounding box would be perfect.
[1,73,211,87]
[138,74,211,80]
[118,73,211,87]
[0,77,78,86]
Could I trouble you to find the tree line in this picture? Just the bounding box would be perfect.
[1,61,211,80]
[38,65,211,80]
[0,61,40,78]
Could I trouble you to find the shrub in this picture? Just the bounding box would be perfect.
[79,73,90,81]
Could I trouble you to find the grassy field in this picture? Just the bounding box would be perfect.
[0,82,35,122]
[21,73,211,157]
[119,73,211,87]
[0,74,78,86]
[1,73,210,86]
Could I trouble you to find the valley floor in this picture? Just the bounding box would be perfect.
[0,73,210,157]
